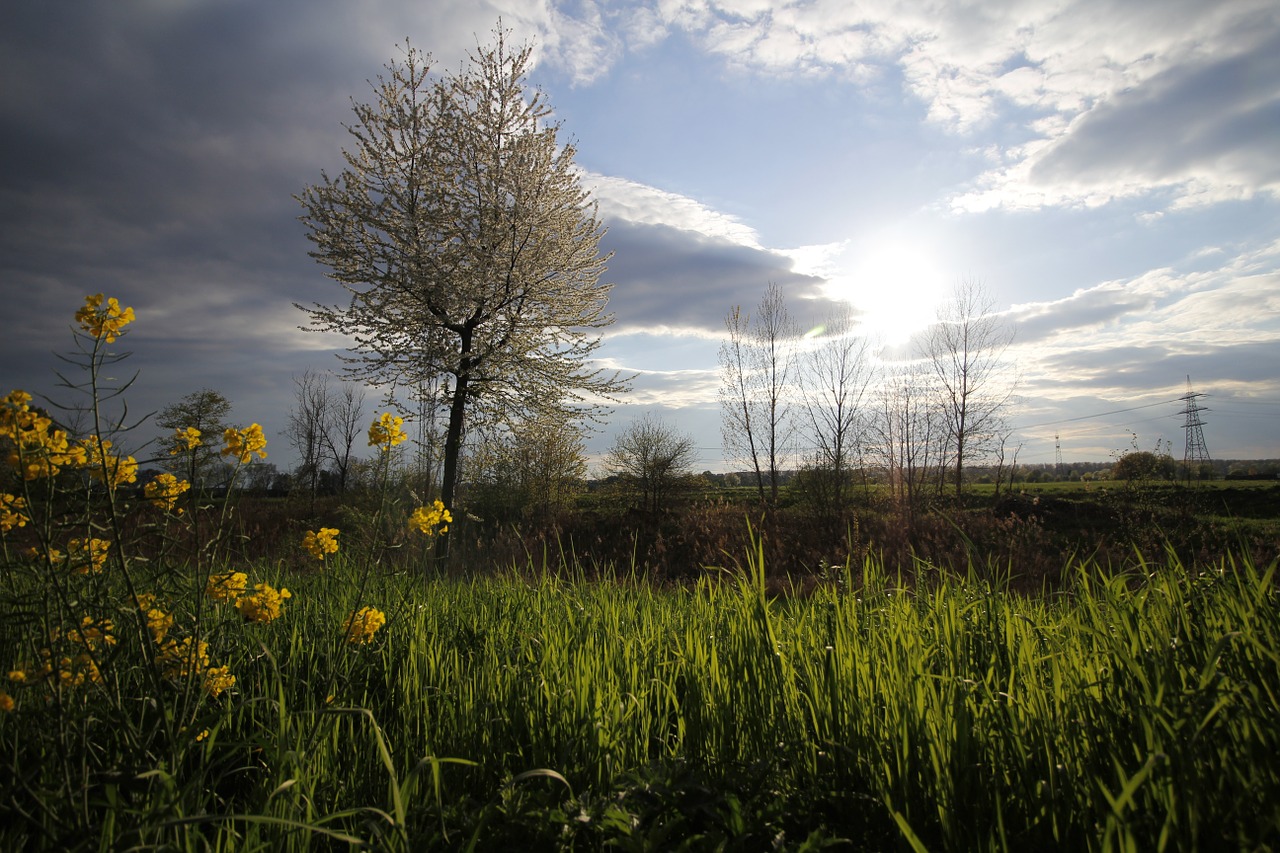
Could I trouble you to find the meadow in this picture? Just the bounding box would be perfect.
[2,296,1279,850]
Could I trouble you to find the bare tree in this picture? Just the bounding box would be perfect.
[286,371,365,498]
[297,30,627,535]
[798,307,874,515]
[921,280,1014,497]
[285,370,329,498]
[321,381,365,493]
[717,282,797,505]
[605,415,696,513]
[719,305,766,503]
[869,365,945,525]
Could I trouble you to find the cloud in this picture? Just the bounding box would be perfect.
[1004,243,1280,449]
[1008,276,1169,345]
[957,27,1280,210]
[602,220,828,336]
[595,0,1279,211]
[587,173,763,247]
[1009,241,1280,350]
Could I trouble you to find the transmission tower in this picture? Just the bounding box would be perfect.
[1178,376,1211,483]
[1054,433,1063,474]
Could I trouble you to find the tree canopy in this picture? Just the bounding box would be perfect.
[297,29,627,522]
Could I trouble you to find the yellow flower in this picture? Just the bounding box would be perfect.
[236,583,291,624]
[135,593,175,643]
[2,392,88,480]
[0,493,27,533]
[145,472,190,513]
[75,293,135,343]
[0,692,13,713]
[32,648,102,688]
[343,606,386,645]
[302,527,339,561]
[170,426,202,454]
[202,666,236,699]
[221,424,267,464]
[80,435,138,488]
[0,390,34,435]
[149,612,174,644]
[8,670,27,683]
[33,546,65,566]
[206,570,248,603]
[66,538,111,575]
[408,500,452,537]
[62,616,116,651]
[368,411,408,450]
[157,637,210,680]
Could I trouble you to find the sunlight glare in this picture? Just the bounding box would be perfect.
[822,239,948,345]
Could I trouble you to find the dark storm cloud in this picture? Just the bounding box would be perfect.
[601,220,831,335]
[0,2,522,459]
[0,1,822,464]
[1029,29,1280,193]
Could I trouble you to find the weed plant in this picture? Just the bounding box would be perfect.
[2,297,1278,850]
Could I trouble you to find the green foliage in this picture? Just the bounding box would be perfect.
[1113,450,1178,484]
[5,538,1280,849]
[156,388,235,486]
[5,296,1280,851]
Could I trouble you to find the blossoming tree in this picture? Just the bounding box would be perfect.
[296,28,628,544]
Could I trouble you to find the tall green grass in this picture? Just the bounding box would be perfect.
[4,544,1277,850]
[3,297,1278,849]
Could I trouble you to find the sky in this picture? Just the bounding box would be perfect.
[3,0,1279,477]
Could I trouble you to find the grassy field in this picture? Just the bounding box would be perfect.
[3,295,1279,850]
[3,538,1279,850]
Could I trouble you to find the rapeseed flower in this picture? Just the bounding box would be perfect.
[75,293,135,343]
[0,692,13,713]
[135,593,174,644]
[368,411,408,450]
[206,571,249,603]
[408,500,452,537]
[2,393,86,480]
[155,635,234,697]
[59,616,116,652]
[202,666,236,698]
[0,493,27,533]
[171,426,202,454]
[31,546,65,566]
[343,606,386,645]
[158,637,210,680]
[221,424,267,464]
[145,472,190,513]
[81,435,138,488]
[66,538,111,575]
[0,390,34,435]
[303,527,339,560]
[27,647,102,688]
[236,583,291,624]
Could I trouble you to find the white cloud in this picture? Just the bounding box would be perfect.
[585,172,763,247]
[556,0,1279,211]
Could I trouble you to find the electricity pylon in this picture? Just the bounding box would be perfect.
[1178,376,1211,483]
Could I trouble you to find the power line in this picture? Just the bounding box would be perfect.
[1013,397,1182,430]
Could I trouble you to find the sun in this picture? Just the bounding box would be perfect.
[821,238,949,346]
